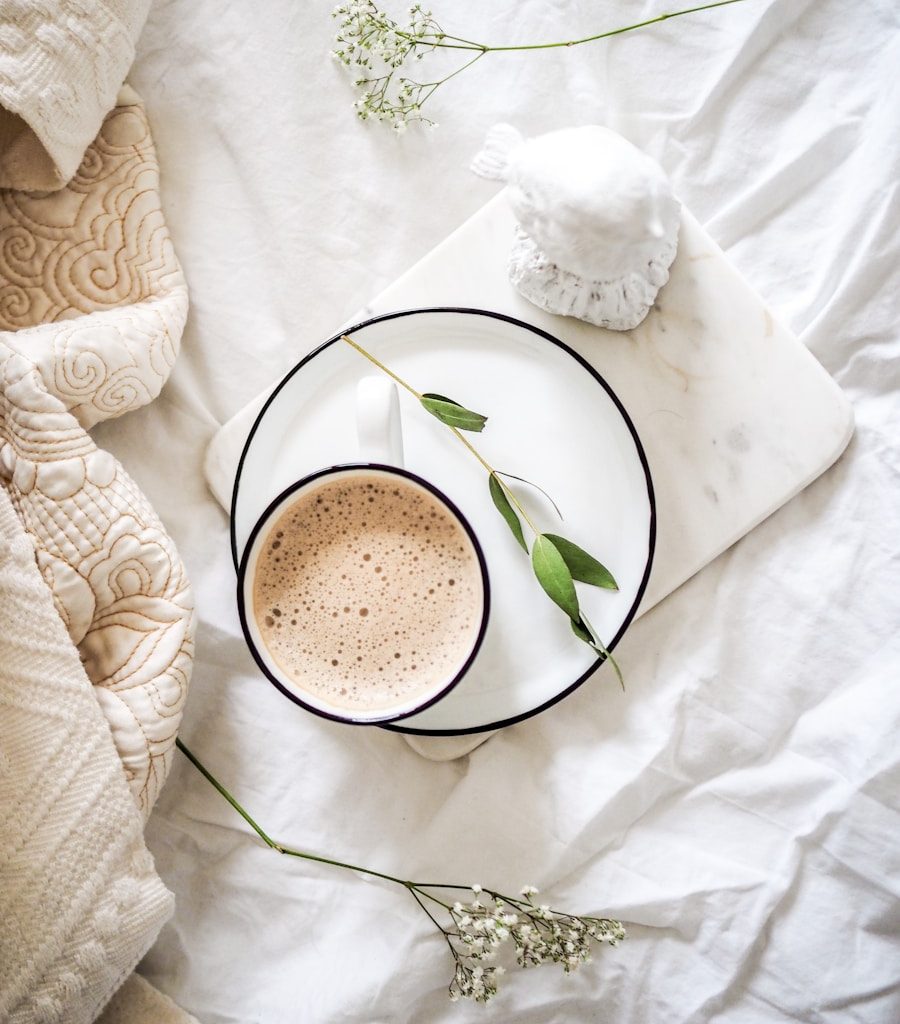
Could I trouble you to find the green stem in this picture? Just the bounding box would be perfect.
[387,28,485,53]
[178,742,491,906]
[405,40,486,52]
[447,426,539,534]
[176,738,410,888]
[410,886,453,911]
[438,32,486,49]
[579,616,625,690]
[417,49,486,102]
[410,882,475,893]
[340,334,422,401]
[410,888,455,938]
[437,0,748,53]
[340,332,539,534]
[176,737,283,852]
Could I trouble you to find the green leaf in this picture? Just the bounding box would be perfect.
[571,616,594,645]
[573,614,626,691]
[543,534,618,591]
[531,535,580,621]
[420,393,487,432]
[605,647,625,691]
[489,473,527,552]
[421,393,461,404]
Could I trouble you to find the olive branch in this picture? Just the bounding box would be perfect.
[341,332,624,687]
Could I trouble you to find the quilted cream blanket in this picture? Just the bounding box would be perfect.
[0,87,192,814]
[0,89,195,1022]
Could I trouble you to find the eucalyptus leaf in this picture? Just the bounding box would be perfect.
[420,393,487,432]
[531,535,579,621]
[489,473,527,551]
[575,614,626,691]
[422,393,462,405]
[495,470,563,520]
[544,534,618,590]
[594,639,625,691]
[606,648,625,691]
[571,616,594,645]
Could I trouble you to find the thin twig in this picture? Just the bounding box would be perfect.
[478,0,748,52]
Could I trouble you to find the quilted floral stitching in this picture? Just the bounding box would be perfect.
[0,94,193,820]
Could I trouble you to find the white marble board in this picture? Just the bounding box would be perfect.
[206,190,854,752]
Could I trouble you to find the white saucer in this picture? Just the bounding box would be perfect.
[232,308,655,735]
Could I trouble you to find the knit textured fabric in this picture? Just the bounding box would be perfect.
[0,0,151,190]
[0,485,173,1024]
[95,975,199,1024]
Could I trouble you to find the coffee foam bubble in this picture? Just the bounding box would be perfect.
[252,472,483,712]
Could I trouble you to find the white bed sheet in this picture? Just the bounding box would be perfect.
[106,1,900,1020]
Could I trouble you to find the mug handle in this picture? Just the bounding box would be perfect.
[356,376,405,467]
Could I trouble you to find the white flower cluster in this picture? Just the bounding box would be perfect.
[445,884,625,1003]
[331,2,445,131]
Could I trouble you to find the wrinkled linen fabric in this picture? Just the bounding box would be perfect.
[120,2,900,1021]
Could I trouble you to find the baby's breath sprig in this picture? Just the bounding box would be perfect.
[331,0,750,131]
[332,1,457,130]
[177,739,625,1005]
[443,884,625,1002]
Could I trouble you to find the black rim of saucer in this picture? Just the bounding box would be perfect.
[237,463,491,726]
[230,306,657,736]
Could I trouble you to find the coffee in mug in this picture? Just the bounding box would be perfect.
[251,469,484,715]
[239,464,489,724]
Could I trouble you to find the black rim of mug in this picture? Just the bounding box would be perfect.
[236,462,492,726]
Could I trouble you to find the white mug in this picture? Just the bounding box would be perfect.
[237,378,490,725]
